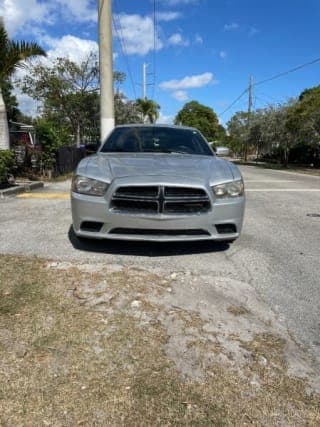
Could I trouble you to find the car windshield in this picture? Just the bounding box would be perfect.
[100,126,214,156]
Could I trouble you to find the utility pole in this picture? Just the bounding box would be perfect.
[98,0,114,143]
[245,75,253,161]
[0,17,10,150]
[142,63,148,100]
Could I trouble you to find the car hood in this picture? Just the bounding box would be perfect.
[77,153,236,185]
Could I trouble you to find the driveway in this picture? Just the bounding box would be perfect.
[1,165,319,373]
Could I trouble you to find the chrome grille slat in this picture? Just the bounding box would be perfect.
[111,185,211,214]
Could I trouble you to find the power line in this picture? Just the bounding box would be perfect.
[218,88,248,117]
[218,55,320,119]
[112,15,137,99]
[112,0,137,99]
[254,56,320,87]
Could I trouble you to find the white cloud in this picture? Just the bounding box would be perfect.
[0,0,54,36]
[219,51,227,59]
[160,72,215,90]
[1,0,97,37]
[168,33,189,47]
[172,90,189,101]
[224,22,239,31]
[44,35,98,63]
[114,13,163,55]
[55,0,96,23]
[157,11,182,21]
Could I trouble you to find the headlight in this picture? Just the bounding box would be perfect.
[212,180,244,198]
[72,175,109,196]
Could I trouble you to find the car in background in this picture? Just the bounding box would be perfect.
[71,124,245,242]
[215,146,230,157]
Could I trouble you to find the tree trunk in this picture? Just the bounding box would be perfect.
[283,139,289,167]
[0,88,10,150]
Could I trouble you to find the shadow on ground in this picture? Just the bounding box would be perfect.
[68,226,231,257]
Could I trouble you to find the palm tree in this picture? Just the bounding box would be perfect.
[135,98,160,124]
[0,20,46,149]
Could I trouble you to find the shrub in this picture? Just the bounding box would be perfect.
[0,150,16,184]
[35,120,72,171]
[289,142,320,167]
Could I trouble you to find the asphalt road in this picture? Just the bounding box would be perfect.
[1,165,320,368]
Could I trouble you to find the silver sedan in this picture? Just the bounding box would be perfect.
[71,125,245,242]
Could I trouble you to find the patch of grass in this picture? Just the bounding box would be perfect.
[0,256,46,315]
[240,332,286,366]
[0,255,319,426]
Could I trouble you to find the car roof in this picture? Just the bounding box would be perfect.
[114,124,199,132]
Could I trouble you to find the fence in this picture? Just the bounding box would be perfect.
[55,146,87,175]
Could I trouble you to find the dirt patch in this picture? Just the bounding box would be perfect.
[0,255,319,426]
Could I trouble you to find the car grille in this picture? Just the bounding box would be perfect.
[110,228,210,236]
[111,185,211,214]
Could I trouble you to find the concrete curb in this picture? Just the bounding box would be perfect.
[0,181,44,198]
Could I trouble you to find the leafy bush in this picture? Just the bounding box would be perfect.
[0,150,16,184]
[289,142,320,167]
[35,120,72,170]
[260,146,283,163]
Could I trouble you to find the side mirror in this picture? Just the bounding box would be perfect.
[85,142,99,154]
[208,142,217,153]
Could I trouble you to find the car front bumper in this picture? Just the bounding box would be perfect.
[71,186,245,242]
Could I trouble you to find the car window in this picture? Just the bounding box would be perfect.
[100,127,214,156]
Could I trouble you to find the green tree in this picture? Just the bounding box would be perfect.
[0,20,46,149]
[19,53,100,147]
[1,79,20,122]
[287,85,320,145]
[135,98,160,123]
[174,101,220,141]
[115,92,141,125]
[20,53,135,144]
[227,87,320,166]
[227,104,293,163]
[215,124,227,143]
[226,111,248,156]
[113,71,126,94]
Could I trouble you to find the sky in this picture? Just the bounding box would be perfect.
[1,0,320,125]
